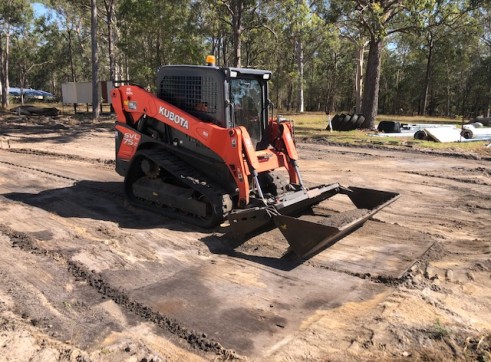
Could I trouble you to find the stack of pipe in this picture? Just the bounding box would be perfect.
[414,129,429,140]
[461,123,491,140]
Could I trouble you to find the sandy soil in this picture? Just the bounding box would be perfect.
[0,112,490,361]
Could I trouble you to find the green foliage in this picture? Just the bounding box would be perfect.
[117,0,206,86]
[0,0,32,27]
[1,0,489,118]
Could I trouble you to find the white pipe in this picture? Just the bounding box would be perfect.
[460,127,491,139]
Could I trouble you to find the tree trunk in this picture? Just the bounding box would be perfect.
[20,67,26,105]
[0,35,4,109]
[233,26,241,68]
[326,52,338,113]
[222,34,227,67]
[104,0,115,82]
[445,63,451,117]
[460,69,467,117]
[391,69,401,114]
[51,75,56,96]
[421,35,433,115]
[67,29,76,82]
[296,37,304,113]
[354,42,365,114]
[211,36,219,63]
[0,29,11,109]
[231,1,243,68]
[487,87,491,118]
[91,0,100,120]
[361,38,383,129]
[125,53,129,82]
[287,83,293,111]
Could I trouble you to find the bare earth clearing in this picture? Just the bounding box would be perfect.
[0,113,490,361]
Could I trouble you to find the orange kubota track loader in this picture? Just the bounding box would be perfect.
[112,57,399,258]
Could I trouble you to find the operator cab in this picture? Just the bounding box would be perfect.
[156,64,271,149]
[227,67,271,147]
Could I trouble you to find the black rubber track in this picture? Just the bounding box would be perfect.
[124,148,233,228]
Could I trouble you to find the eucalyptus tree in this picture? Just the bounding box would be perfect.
[379,32,423,115]
[9,16,48,104]
[215,0,253,67]
[271,0,328,112]
[90,0,99,120]
[211,0,276,68]
[327,0,482,127]
[352,0,429,128]
[117,0,205,86]
[415,1,480,115]
[28,17,67,95]
[326,0,404,125]
[282,0,308,113]
[304,32,356,112]
[321,1,367,113]
[0,0,31,109]
[436,31,480,117]
[481,4,491,49]
[476,2,491,116]
[46,0,92,82]
[466,56,491,116]
[102,0,117,82]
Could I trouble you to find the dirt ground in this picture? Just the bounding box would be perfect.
[0,112,490,361]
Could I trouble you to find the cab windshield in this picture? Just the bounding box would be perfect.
[230,78,263,144]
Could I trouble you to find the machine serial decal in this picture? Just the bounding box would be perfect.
[159,106,189,129]
[122,132,140,146]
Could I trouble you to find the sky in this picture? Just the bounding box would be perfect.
[32,2,50,18]
[31,2,64,29]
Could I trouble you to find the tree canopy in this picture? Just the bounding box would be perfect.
[1,0,490,121]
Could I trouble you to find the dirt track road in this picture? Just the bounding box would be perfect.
[0,114,490,361]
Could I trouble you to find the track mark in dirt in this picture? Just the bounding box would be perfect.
[0,159,79,182]
[304,138,491,161]
[3,147,114,167]
[306,260,404,286]
[405,169,491,186]
[297,143,397,159]
[0,157,126,207]
[451,166,491,176]
[0,224,239,359]
[304,240,441,288]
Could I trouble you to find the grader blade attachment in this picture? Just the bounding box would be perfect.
[273,187,400,258]
[229,184,399,258]
[228,183,342,238]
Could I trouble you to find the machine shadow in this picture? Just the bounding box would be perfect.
[3,180,343,271]
[199,229,351,272]
[2,180,188,231]
[200,234,305,271]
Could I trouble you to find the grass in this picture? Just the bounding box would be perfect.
[430,319,450,340]
[283,111,490,155]
[6,103,490,155]
[100,347,112,355]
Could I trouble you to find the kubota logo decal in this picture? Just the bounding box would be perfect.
[159,106,189,129]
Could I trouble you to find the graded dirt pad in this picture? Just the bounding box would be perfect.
[0,113,490,361]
